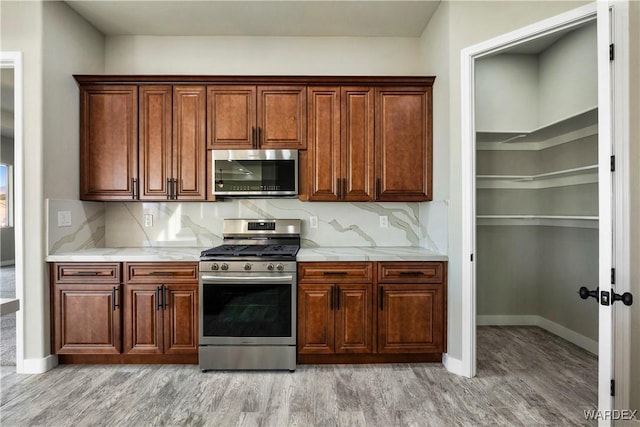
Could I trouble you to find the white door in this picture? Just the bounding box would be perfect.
[596,0,614,418]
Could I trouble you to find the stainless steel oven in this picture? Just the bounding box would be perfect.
[198,219,300,371]
[211,149,298,198]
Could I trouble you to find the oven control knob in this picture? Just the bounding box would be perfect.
[276,263,284,271]
[211,263,219,271]
[266,263,274,271]
[243,263,252,271]
[220,263,229,271]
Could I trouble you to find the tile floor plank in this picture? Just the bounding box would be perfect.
[0,326,598,426]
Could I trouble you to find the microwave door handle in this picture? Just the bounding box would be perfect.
[201,275,294,283]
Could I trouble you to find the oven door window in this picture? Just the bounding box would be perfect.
[202,283,292,337]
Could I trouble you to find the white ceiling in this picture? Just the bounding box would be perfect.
[64,1,441,37]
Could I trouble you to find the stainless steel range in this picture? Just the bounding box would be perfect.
[199,219,300,371]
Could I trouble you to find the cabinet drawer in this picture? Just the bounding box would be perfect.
[54,263,121,284]
[126,262,198,283]
[298,262,373,283]
[377,262,444,283]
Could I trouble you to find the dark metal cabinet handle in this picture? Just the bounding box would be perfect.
[167,178,172,199]
[376,178,381,199]
[335,285,340,310]
[399,271,424,276]
[71,271,99,276]
[379,286,384,310]
[251,127,256,148]
[330,286,334,310]
[323,271,347,275]
[172,178,178,200]
[112,287,119,311]
[150,271,175,276]
[336,177,341,200]
[163,285,168,309]
[156,286,162,310]
[256,127,261,148]
[343,178,347,200]
[131,178,138,200]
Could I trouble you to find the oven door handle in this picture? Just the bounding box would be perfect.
[200,275,294,283]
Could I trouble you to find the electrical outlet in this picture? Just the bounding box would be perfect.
[57,211,72,227]
[310,216,318,229]
[379,215,389,228]
[144,214,153,227]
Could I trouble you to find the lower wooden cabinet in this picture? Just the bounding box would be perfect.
[124,283,198,355]
[52,283,122,354]
[297,283,372,354]
[297,261,447,364]
[50,262,198,364]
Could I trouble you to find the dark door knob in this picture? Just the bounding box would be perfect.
[612,291,633,306]
[579,286,599,302]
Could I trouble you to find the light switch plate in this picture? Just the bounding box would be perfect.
[379,215,389,228]
[309,216,318,229]
[57,211,72,227]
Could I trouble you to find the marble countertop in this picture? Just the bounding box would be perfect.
[296,247,447,262]
[46,246,447,263]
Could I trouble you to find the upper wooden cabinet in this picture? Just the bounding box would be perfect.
[307,87,374,201]
[375,87,432,202]
[138,85,206,201]
[207,85,307,150]
[80,85,138,201]
[306,85,432,202]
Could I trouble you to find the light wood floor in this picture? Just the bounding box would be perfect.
[0,326,597,426]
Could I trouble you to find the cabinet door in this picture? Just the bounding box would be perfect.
[307,87,340,201]
[139,85,172,200]
[53,284,121,354]
[163,284,198,354]
[258,86,307,149]
[123,284,163,354]
[341,87,374,201]
[375,87,432,202]
[173,86,206,200]
[378,284,444,353]
[80,85,138,201]
[207,85,256,149]
[335,284,372,353]
[297,284,334,354]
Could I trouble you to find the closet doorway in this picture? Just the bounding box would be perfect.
[474,19,599,414]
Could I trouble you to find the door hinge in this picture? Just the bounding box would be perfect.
[611,268,616,285]
[611,155,615,172]
[610,43,614,61]
[611,379,615,396]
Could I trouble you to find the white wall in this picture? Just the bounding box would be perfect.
[420,0,590,363]
[0,0,45,366]
[475,54,538,132]
[43,1,105,200]
[538,22,597,125]
[0,0,104,368]
[105,36,423,75]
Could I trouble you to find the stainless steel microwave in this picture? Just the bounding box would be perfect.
[211,150,298,198]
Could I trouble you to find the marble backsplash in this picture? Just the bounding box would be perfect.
[47,199,106,254]
[47,198,448,254]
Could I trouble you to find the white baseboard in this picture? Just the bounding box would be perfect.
[19,354,58,374]
[0,260,15,267]
[477,314,598,355]
[443,353,468,377]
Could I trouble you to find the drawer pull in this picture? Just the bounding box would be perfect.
[399,271,425,276]
[112,287,119,311]
[71,271,100,276]
[335,285,340,310]
[323,271,347,275]
[379,286,384,310]
[149,271,175,276]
